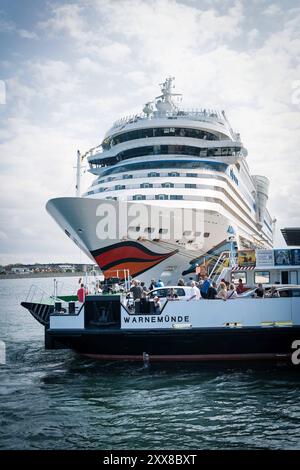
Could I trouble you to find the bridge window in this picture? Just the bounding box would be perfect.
[103,127,225,148]
[254,271,270,284]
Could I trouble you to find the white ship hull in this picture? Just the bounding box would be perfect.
[47,197,233,285]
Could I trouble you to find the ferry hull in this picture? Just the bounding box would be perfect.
[45,327,300,365]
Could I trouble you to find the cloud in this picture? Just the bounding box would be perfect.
[1,0,300,263]
[0,16,38,39]
[262,4,282,16]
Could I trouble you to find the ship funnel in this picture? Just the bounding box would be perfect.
[252,175,269,227]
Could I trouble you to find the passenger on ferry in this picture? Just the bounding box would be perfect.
[140,291,150,312]
[207,281,218,299]
[200,275,211,299]
[77,283,88,303]
[226,284,238,299]
[267,286,280,298]
[156,279,164,287]
[217,282,227,301]
[167,288,179,300]
[254,283,265,298]
[149,279,156,291]
[153,296,161,313]
[177,278,185,286]
[187,277,194,286]
[130,280,143,300]
[187,281,201,301]
[236,278,246,295]
[141,281,148,294]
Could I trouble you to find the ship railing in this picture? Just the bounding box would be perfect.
[111,109,227,130]
[25,284,53,305]
[208,251,231,284]
[81,144,104,160]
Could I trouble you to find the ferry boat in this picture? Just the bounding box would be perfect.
[46,77,275,285]
[21,285,300,365]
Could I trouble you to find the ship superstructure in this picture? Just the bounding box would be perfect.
[47,77,274,284]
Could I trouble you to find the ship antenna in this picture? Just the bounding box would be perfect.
[155,76,182,114]
[76,149,81,197]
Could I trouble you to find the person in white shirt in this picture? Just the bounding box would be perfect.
[187,281,201,301]
[226,283,238,299]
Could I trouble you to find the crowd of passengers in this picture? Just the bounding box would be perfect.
[127,276,281,306]
[77,276,281,306]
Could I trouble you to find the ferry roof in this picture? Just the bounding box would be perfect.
[281,228,300,246]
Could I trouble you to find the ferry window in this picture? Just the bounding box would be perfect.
[203,232,210,238]
[148,172,160,177]
[155,194,168,200]
[232,272,247,284]
[140,183,153,188]
[168,172,179,177]
[254,271,270,284]
[133,195,146,200]
[170,195,183,200]
[151,289,167,298]
[185,184,196,189]
[115,185,125,190]
[186,173,197,177]
[292,289,300,297]
[123,174,132,179]
[279,290,291,298]
[162,182,174,188]
[175,288,186,297]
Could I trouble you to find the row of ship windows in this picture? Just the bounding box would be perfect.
[88,181,251,215]
[90,145,242,168]
[89,182,232,192]
[126,226,210,237]
[104,194,268,242]
[93,160,229,178]
[94,185,251,220]
[89,172,252,213]
[102,127,226,149]
[93,171,207,185]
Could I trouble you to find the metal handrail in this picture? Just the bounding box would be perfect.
[208,251,230,282]
[25,284,52,304]
[111,109,227,130]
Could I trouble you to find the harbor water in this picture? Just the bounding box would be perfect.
[0,277,300,450]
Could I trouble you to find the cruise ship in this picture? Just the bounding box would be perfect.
[47,77,274,285]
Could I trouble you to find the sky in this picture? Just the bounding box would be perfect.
[0,0,299,265]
